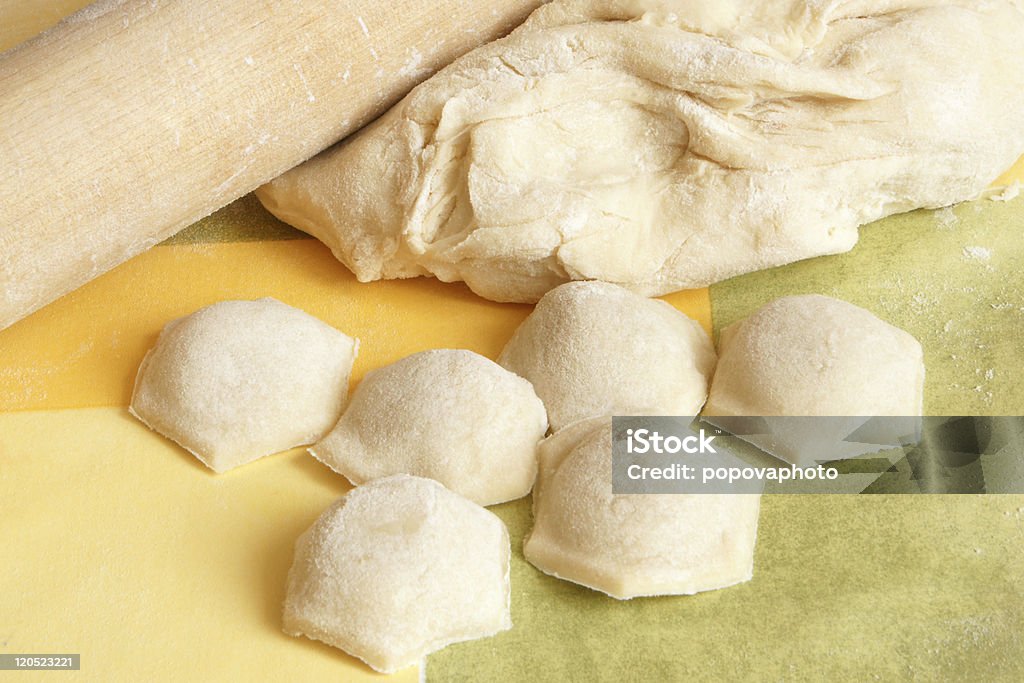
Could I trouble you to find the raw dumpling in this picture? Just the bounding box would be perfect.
[129,298,358,472]
[256,0,1024,303]
[311,349,547,506]
[498,281,715,431]
[524,417,760,599]
[283,475,512,673]
[703,294,925,417]
[702,294,925,465]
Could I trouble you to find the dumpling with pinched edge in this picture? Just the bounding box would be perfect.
[704,294,925,418]
[283,474,512,674]
[129,298,358,473]
[702,294,925,466]
[524,417,761,600]
[311,348,547,506]
[498,281,716,432]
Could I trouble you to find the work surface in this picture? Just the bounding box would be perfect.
[2,3,1023,682]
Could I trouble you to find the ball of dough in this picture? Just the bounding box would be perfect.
[257,0,1024,302]
[498,281,716,431]
[283,475,512,673]
[524,418,760,599]
[704,294,925,417]
[311,349,547,506]
[129,298,358,473]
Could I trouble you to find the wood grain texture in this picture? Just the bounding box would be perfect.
[0,0,542,331]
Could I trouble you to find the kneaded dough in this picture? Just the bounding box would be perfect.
[311,349,547,505]
[498,281,715,431]
[283,475,512,673]
[130,298,358,473]
[524,417,760,599]
[703,294,925,417]
[257,0,1024,303]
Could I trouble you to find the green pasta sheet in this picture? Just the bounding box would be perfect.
[162,194,308,245]
[428,495,1023,682]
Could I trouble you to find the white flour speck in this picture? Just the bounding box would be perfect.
[934,206,958,230]
[399,48,425,78]
[292,64,316,103]
[962,246,991,262]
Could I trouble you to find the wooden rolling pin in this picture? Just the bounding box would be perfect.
[0,0,542,332]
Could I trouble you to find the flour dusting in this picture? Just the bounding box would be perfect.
[962,246,991,262]
[934,206,958,230]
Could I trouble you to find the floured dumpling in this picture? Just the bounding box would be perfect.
[704,294,925,417]
[498,281,715,431]
[283,475,512,673]
[702,294,925,465]
[311,349,547,505]
[130,298,358,472]
[257,0,1024,302]
[524,418,760,599]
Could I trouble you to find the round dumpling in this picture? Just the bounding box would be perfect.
[523,418,760,600]
[129,298,358,472]
[498,281,716,431]
[704,294,925,417]
[311,349,547,506]
[283,475,512,673]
